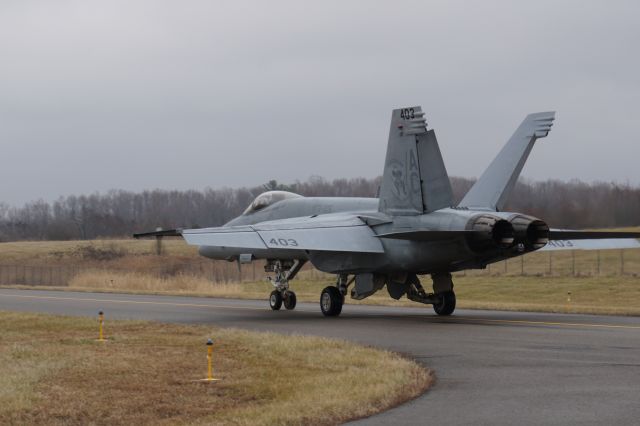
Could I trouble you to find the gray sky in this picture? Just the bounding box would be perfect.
[1,0,639,206]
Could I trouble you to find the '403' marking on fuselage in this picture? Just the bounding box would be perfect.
[268,238,299,247]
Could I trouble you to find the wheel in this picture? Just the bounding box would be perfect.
[433,290,456,316]
[284,291,297,310]
[320,286,343,317]
[269,290,283,310]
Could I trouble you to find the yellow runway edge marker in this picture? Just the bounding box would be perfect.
[196,338,220,382]
[96,310,107,342]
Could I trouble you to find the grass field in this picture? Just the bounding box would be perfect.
[0,311,431,425]
[0,239,198,262]
[0,271,635,316]
[1,238,640,316]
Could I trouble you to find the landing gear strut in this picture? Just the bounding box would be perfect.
[266,259,304,311]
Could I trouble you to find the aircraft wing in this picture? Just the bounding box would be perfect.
[133,228,183,238]
[540,229,640,251]
[181,215,385,253]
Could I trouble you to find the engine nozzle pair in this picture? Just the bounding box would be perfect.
[466,214,549,252]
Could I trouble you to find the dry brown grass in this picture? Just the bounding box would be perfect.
[60,270,640,316]
[0,311,431,425]
[3,237,640,316]
[68,270,246,296]
[0,239,197,261]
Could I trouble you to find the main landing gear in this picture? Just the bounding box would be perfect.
[265,261,456,317]
[432,290,456,316]
[317,272,456,317]
[266,259,304,311]
[320,274,349,317]
[406,272,456,316]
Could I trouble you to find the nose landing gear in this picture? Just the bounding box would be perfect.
[269,289,297,310]
[266,259,304,311]
[283,290,297,310]
[269,290,283,310]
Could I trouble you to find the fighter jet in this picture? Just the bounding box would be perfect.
[134,107,640,316]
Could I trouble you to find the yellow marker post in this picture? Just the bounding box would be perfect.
[96,311,107,342]
[197,338,220,382]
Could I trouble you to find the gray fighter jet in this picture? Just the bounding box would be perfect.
[135,106,640,316]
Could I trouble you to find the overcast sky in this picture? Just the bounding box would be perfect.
[1,0,638,206]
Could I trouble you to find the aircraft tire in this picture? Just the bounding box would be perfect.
[433,290,456,316]
[284,291,297,310]
[269,290,283,310]
[320,286,343,317]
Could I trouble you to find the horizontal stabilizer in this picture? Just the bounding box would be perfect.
[541,238,640,251]
[549,230,640,240]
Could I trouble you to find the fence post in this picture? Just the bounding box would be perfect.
[548,252,553,276]
[520,255,524,276]
[572,251,576,277]
[504,260,507,275]
[596,250,601,276]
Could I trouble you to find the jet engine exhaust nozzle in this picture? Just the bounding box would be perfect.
[467,216,516,252]
[510,216,550,250]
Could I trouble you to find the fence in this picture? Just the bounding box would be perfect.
[0,259,327,287]
[0,249,638,287]
[457,249,639,278]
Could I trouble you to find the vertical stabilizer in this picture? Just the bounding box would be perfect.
[378,106,453,215]
[459,111,555,211]
[416,129,454,212]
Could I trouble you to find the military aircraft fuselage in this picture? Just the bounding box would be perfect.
[199,196,548,275]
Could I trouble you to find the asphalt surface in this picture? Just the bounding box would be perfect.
[1,288,639,425]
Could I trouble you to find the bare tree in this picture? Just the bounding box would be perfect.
[2,176,640,241]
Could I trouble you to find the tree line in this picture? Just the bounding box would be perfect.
[1,176,639,241]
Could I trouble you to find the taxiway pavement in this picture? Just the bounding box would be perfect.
[0,288,638,425]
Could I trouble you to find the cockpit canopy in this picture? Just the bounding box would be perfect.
[243,190,303,215]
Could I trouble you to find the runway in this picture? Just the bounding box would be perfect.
[1,288,639,425]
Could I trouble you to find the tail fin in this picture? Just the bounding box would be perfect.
[458,111,555,211]
[378,106,453,215]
